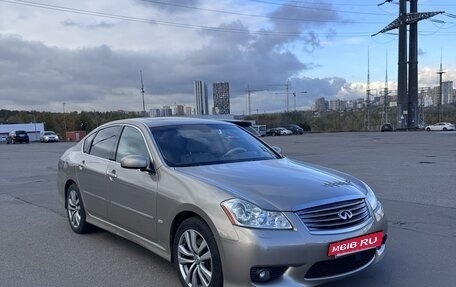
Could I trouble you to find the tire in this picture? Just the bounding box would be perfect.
[66,184,92,234]
[426,128,431,131]
[173,217,223,287]
[443,127,447,131]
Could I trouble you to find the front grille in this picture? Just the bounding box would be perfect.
[305,249,376,279]
[296,198,371,233]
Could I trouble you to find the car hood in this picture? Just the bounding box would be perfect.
[174,158,368,211]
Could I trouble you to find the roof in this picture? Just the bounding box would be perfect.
[106,117,234,128]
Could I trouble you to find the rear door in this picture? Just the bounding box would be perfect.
[76,125,122,220]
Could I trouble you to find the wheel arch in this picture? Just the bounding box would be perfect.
[169,211,202,263]
[169,209,223,263]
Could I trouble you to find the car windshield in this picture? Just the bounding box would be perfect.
[44,131,55,135]
[150,124,279,167]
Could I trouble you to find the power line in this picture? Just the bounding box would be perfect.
[246,0,392,16]
[0,0,380,37]
[2,0,454,38]
[140,0,385,24]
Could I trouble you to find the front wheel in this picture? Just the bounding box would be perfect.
[426,128,431,131]
[174,217,223,287]
[66,184,92,234]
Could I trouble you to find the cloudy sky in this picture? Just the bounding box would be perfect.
[1,0,455,115]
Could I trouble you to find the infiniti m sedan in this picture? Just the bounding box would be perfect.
[58,117,387,287]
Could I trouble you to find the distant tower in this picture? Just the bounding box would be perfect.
[213,82,230,114]
[436,55,445,122]
[194,80,209,115]
[382,51,390,124]
[365,48,371,131]
[140,70,146,117]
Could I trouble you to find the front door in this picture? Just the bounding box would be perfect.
[106,126,157,240]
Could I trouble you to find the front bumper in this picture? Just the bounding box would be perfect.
[219,203,387,287]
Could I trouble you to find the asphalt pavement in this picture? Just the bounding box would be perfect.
[0,131,455,287]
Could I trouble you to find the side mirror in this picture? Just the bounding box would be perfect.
[272,146,282,154]
[121,155,154,173]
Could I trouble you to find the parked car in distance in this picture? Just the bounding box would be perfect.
[6,130,29,144]
[425,122,455,131]
[380,123,393,132]
[58,117,387,287]
[0,136,6,143]
[266,127,293,136]
[252,124,267,137]
[222,120,261,137]
[281,124,304,135]
[40,131,60,142]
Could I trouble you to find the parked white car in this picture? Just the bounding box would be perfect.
[278,127,293,135]
[425,122,455,131]
[40,131,59,142]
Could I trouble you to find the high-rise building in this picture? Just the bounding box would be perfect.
[174,105,185,116]
[442,81,454,104]
[314,97,328,112]
[149,108,161,117]
[185,106,193,116]
[161,106,173,117]
[194,80,209,115]
[213,82,230,114]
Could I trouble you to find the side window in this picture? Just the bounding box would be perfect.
[83,133,96,154]
[116,126,150,163]
[89,126,122,160]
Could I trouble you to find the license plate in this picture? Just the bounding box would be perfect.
[328,231,383,257]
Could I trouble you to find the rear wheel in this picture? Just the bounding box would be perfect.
[426,128,431,131]
[174,217,223,287]
[66,184,92,234]
[443,127,447,131]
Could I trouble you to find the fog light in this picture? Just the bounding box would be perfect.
[250,266,287,283]
[258,270,271,282]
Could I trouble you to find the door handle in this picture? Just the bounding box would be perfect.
[107,169,117,179]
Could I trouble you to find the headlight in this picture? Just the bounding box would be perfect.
[221,199,292,229]
[364,184,379,210]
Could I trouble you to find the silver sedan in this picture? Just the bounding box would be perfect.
[57,117,387,287]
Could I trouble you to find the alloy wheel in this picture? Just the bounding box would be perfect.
[67,189,81,229]
[177,229,213,287]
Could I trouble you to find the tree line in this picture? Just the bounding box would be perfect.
[1,105,454,137]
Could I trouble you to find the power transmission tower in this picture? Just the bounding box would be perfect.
[373,0,444,129]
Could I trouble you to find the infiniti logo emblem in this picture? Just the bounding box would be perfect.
[338,210,353,220]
